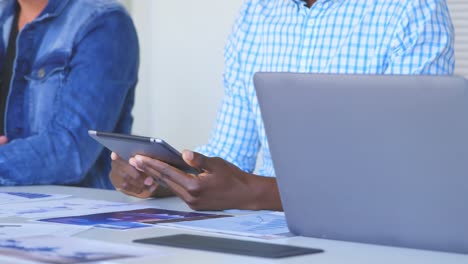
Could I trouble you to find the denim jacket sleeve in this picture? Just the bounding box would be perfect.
[0,10,139,185]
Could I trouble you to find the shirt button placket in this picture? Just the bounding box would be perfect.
[299,9,318,72]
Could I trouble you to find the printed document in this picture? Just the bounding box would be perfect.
[0,223,89,239]
[0,235,168,264]
[0,191,71,205]
[0,198,149,219]
[161,212,292,239]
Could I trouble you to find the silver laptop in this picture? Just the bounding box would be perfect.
[254,73,468,254]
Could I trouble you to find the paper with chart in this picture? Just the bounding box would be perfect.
[0,223,89,239]
[39,208,228,230]
[0,191,71,205]
[0,235,168,264]
[161,212,292,239]
[0,198,149,219]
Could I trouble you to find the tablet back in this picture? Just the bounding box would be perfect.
[254,73,468,254]
[88,131,197,174]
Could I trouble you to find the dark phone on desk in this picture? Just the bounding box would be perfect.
[134,234,323,258]
[88,130,199,175]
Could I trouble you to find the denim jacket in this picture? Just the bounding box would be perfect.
[0,0,139,188]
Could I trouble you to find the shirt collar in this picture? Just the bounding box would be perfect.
[291,0,338,8]
[37,0,71,19]
[2,0,70,21]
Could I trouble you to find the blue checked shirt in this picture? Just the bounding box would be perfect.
[197,0,455,176]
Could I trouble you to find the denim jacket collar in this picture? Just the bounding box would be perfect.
[0,0,70,22]
[0,1,15,23]
[40,0,71,19]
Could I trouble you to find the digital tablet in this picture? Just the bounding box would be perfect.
[88,130,199,174]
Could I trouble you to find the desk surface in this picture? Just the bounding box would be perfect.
[0,185,465,264]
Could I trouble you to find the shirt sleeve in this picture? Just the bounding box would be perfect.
[385,0,455,75]
[0,10,139,186]
[197,0,262,173]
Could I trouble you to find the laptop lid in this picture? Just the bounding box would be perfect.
[254,73,468,254]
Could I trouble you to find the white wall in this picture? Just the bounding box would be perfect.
[128,1,244,150]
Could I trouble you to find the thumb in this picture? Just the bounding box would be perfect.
[182,150,215,172]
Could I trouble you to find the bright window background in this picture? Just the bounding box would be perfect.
[448,0,468,77]
[122,0,468,150]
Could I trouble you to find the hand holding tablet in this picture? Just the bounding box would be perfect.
[88,130,199,175]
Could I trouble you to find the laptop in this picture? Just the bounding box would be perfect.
[253,73,468,254]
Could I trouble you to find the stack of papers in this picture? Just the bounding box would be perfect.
[0,191,175,262]
[0,190,293,264]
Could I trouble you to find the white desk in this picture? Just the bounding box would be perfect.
[0,185,466,264]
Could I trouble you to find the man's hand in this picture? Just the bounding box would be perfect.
[130,150,282,211]
[0,136,8,145]
[110,152,173,199]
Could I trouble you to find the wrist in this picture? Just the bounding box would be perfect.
[247,174,283,211]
